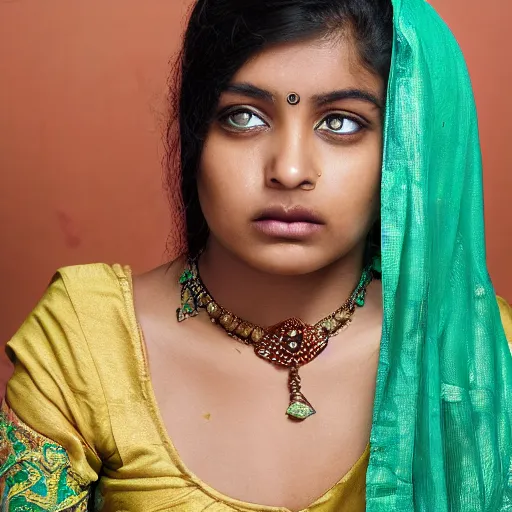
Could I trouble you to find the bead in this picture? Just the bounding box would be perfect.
[236,323,253,338]
[335,310,349,322]
[220,314,233,328]
[198,293,211,306]
[322,319,335,332]
[207,302,222,319]
[227,318,239,332]
[251,327,264,343]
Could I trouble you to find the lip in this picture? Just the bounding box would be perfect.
[252,205,325,239]
[254,205,325,224]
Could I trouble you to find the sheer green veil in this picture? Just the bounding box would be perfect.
[366,0,512,510]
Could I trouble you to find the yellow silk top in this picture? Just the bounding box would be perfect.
[2,264,512,512]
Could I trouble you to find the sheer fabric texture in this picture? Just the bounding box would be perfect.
[367,0,512,510]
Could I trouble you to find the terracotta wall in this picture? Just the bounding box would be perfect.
[429,0,512,302]
[1,1,511,392]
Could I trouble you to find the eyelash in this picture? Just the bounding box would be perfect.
[218,107,366,137]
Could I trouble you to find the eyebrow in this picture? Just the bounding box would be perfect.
[312,89,382,109]
[222,83,382,109]
[223,83,275,103]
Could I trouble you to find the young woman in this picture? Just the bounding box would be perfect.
[2,0,511,511]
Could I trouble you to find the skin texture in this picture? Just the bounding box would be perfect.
[134,33,384,512]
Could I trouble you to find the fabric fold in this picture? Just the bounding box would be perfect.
[366,1,512,510]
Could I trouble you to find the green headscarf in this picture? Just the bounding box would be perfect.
[366,1,512,510]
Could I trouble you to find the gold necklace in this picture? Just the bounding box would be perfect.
[177,259,374,420]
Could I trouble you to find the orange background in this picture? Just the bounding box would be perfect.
[1,0,511,392]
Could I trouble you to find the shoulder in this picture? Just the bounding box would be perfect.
[132,257,184,320]
[49,262,133,327]
[27,262,132,316]
[55,262,131,297]
[6,261,135,414]
[4,263,129,472]
[6,262,133,368]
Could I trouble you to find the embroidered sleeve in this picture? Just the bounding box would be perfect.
[0,401,90,511]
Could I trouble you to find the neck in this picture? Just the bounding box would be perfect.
[197,240,367,327]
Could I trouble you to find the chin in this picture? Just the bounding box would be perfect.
[236,244,339,276]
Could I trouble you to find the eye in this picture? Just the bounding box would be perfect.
[315,114,362,135]
[221,109,267,130]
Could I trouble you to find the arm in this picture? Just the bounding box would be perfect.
[1,271,114,510]
[0,401,90,510]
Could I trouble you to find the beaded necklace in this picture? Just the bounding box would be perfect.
[177,259,374,420]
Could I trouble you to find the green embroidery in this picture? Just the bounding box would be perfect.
[0,402,89,511]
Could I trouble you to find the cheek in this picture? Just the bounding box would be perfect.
[323,138,382,229]
[197,132,260,229]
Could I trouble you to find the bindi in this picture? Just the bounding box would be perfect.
[286,92,300,105]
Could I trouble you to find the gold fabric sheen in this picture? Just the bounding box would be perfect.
[3,264,512,511]
[2,264,511,511]
[3,264,511,511]
[4,264,375,512]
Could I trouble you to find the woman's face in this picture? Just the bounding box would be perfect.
[198,34,384,275]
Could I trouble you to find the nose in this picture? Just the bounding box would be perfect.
[265,125,319,190]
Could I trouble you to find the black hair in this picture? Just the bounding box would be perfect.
[167,0,392,261]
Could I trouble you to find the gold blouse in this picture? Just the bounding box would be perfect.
[2,264,511,511]
[2,264,372,512]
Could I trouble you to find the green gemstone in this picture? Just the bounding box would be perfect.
[179,269,194,284]
[286,401,316,420]
[176,306,198,322]
[183,303,194,313]
[371,255,382,273]
[356,295,365,307]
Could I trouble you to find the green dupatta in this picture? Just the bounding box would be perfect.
[366,0,512,510]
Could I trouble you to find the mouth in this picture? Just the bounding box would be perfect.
[255,205,324,224]
[252,205,325,239]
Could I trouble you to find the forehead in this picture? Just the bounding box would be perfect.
[230,36,383,98]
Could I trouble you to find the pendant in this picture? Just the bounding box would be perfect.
[253,318,329,367]
[176,259,371,422]
[252,318,330,420]
[185,294,343,421]
[287,366,316,420]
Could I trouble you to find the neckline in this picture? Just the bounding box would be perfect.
[119,264,370,512]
